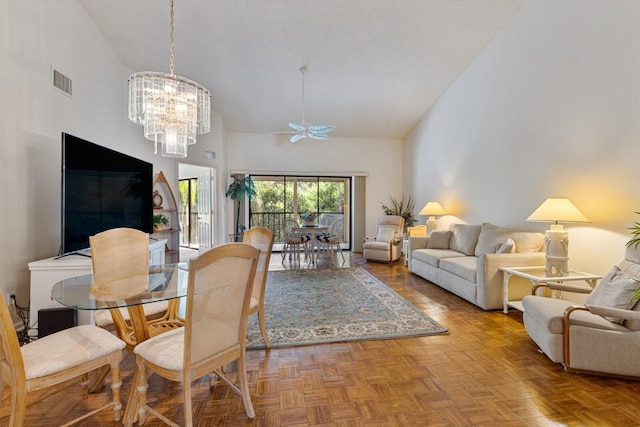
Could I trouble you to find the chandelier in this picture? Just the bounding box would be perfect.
[128,0,210,158]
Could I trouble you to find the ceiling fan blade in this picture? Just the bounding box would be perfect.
[288,122,307,132]
[290,133,306,143]
[308,133,330,141]
[269,131,296,135]
[309,125,335,133]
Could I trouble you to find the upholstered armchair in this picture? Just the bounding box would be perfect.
[522,243,640,379]
[363,215,405,263]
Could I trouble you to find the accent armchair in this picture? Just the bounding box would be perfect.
[363,215,405,263]
[522,243,640,379]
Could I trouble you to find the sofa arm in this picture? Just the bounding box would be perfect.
[477,252,546,310]
[408,236,428,251]
[407,236,428,268]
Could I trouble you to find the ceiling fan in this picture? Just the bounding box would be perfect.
[272,66,335,143]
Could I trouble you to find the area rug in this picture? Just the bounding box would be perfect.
[246,267,448,349]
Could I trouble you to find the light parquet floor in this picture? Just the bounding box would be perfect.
[2,251,640,426]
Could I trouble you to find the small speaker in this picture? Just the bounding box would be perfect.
[38,307,77,339]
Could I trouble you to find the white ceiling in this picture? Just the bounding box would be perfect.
[80,0,524,140]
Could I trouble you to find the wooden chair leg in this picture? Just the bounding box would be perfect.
[136,355,148,426]
[258,309,271,347]
[10,383,27,427]
[183,379,193,427]
[110,357,123,422]
[238,352,255,418]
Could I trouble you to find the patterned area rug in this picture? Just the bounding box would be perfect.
[246,267,448,349]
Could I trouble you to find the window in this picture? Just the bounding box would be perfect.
[249,175,351,248]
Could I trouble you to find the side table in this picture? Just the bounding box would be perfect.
[500,266,601,314]
[402,239,409,266]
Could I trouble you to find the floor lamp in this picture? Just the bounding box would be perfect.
[526,197,590,276]
[419,202,447,235]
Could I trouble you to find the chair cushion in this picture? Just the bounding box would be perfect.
[584,266,640,324]
[439,256,478,283]
[412,249,465,268]
[522,296,627,334]
[21,325,125,380]
[364,241,391,251]
[93,300,170,328]
[448,224,481,256]
[376,227,395,243]
[134,327,185,371]
[427,231,451,249]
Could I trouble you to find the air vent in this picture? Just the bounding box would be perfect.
[204,150,216,159]
[52,67,72,96]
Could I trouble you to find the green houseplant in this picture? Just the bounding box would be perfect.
[225,176,257,241]
[153,213,170,231]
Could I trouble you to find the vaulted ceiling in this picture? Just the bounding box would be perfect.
[80,0,524,139]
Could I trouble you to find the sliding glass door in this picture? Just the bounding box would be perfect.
[249,175,351,248]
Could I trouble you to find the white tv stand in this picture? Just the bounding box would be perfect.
[28,239,167,336]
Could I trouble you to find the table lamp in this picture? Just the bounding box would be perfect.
[526,197,590,276]
[419,201,447,234]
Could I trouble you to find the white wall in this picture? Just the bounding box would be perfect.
[226,133,403,240]
[0,1,177,304]
[404,0,640,275]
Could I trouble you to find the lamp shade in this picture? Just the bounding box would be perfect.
[526,198,589,224]
[419,202,447,216]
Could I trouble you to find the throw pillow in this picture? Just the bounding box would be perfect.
[584,266,640,324]
[376,227,395,243]
[475,223,543,255]
[427,230,452,249]
[496,238,516,254]
[448,224,482,256]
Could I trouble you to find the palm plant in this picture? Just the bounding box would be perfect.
[627,211,640,249]
[225,176,257,237]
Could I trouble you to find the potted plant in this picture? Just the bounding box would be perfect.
[225,176,257,242]
[153,213,170,231]
[381,194,416,231]
[300,212,316,226]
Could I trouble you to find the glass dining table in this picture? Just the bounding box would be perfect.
[51,262,189,427]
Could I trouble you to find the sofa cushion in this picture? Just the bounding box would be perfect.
[412,249,465,268]
[522,296,627,334]
[475,223,543,255]
[376,227,395,243]
[439,256,477,283]
[496,238,516,254]
[427,230,451,249]
[584,266,640,324]
[448,224,481,256]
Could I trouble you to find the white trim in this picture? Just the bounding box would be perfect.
[229,170,369,177]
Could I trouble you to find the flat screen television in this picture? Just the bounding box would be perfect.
[61,132,153,255]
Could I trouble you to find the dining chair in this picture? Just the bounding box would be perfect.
[0,292,125,425]
[88,227,184,391]
[90,227,185,352]
[243,226,275,347]
[316,218,345,265]
[133,242,260,425]
[281,217,310,265]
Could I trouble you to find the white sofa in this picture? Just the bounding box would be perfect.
[408,223,546,310]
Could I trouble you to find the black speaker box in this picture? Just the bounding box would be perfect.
[38,307,77,338]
